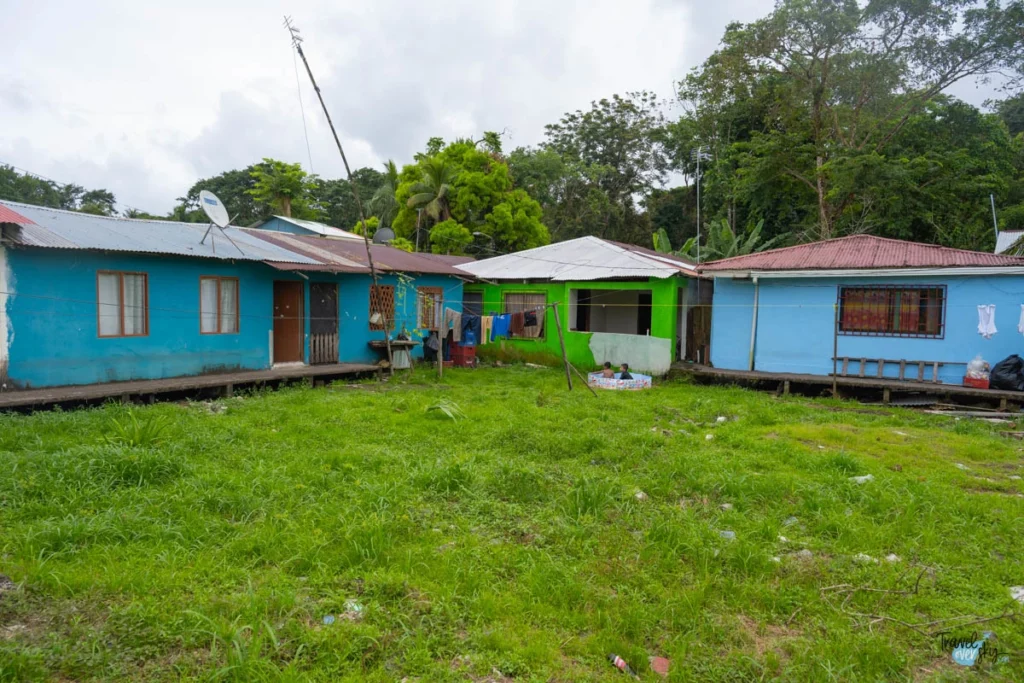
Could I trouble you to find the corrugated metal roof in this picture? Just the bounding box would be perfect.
[0,204,35,226]
[700,235,1024,272]
[0,199,318,264]
[996,230,1023,255]
[262,215,364,240]
[455,236,697,282]
[247,231,470,276]
[418,253,476,266]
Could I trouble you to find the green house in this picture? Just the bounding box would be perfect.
[456,237,709,375]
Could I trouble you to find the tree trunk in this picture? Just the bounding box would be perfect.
[281,197,293,217]
[815,155,831,239]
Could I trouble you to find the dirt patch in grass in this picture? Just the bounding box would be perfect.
[736,615,803,660]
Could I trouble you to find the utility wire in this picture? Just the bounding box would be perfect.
[292,48,315,174]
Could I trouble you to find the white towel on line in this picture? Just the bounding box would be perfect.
[1019,304,1024,335]
[978,304,997,339]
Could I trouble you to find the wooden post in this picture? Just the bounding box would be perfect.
[568,361,599,397]
[551,302,572,391]
[438,293,444,380]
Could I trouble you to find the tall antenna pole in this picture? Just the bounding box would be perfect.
[990,193,999,240]
[285,16,393,374]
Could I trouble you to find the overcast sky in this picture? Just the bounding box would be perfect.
[0,0,1003,214]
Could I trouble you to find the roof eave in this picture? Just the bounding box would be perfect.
[705,266,1024,278]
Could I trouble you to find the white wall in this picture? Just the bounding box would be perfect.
[0,245,10,386]
[588,332,673,375]
[588,290,642,334]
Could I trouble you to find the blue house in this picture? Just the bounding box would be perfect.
[250,215,364,240]
[701,235,1024,384]
[0,200,467,390]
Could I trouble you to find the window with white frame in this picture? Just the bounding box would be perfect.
[200,277,240,334]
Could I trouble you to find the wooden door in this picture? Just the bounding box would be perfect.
[309,283,339,365]
[685,280,714,364]
[273,281,304,363]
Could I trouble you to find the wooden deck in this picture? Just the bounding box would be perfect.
[0,363,382,412]
[670,363,1024,411]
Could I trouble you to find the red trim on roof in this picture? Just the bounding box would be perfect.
[0,204,35,225]
[700,235,1024,271]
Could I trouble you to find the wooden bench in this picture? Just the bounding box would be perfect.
[831,357,967,384]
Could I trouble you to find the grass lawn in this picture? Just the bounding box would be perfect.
[1,367,1023,681]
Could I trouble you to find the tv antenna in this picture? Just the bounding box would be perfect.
[198,190,243,255]
[284,15,393,372]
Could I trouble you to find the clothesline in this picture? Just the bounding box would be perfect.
[440,304,547,346]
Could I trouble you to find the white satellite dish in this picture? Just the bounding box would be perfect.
[198,190,242,254]
[199,190,231,228]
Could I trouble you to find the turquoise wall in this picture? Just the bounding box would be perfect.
[3,248,462,388]
[710,274,1024,383]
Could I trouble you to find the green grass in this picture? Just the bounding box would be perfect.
[1,367,1023,681]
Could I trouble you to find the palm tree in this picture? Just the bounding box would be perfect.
[407,158,456,223]
[368,160,400,225]
[651,219,788,262]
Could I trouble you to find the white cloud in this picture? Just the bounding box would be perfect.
[0,0,1006,215]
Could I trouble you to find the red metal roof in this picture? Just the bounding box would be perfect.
[700,235,1024,272]
[0,204,34,225]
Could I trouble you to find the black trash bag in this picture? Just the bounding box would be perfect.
[989,354,1024,391]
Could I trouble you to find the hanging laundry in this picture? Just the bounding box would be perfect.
[480,316,493,345]
[977,304,997,339]
[1018,304,1024,335]
[523,310,538,327]
[444,308,462,343]
[491,314,511,340]
[510,311,526,336]
[461,315,481,347]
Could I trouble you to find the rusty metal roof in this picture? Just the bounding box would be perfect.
[700,235,1024,272]
[245,231,471,276]
[0,199,318,264]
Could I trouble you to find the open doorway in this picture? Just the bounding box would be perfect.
[568,289,653,335]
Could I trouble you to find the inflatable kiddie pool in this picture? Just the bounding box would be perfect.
[587,372,653,391]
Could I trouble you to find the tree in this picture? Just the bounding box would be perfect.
[368,160,401,226]
[429,219,473,255]
[682,0,1024,239]
[0,166,121,215]
[392,139,551,254]
[407,158,456,223]
[79,189,117,216]
[311,167,384,229]
[539,92,670,244]
[171,166,266,224]
[350,215,380,236]
[653,218,788,261]
[994,93,1024,138]
[248,159,318,219]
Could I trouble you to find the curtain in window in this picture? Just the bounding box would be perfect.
[122,274,146,335]
[894,290,921,333]
[841,288,889,332]
[418,288,442,330]
[220,279,239,333]
[200,278,219,333]
[504,293,545,338]
[98,273,121,336]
